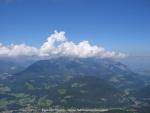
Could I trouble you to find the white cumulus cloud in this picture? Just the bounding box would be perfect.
[0,31,127,59]
[0,43,38,57]
[39,31,66,56]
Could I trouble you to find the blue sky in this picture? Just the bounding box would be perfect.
[0,0,150,56]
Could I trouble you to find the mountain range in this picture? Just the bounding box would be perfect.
[0,57,150,113]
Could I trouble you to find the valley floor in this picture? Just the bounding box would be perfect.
[1,108,138,113]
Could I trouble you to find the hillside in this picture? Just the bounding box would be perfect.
[0,57,145,112]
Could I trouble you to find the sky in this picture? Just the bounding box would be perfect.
[0,0,150,57]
